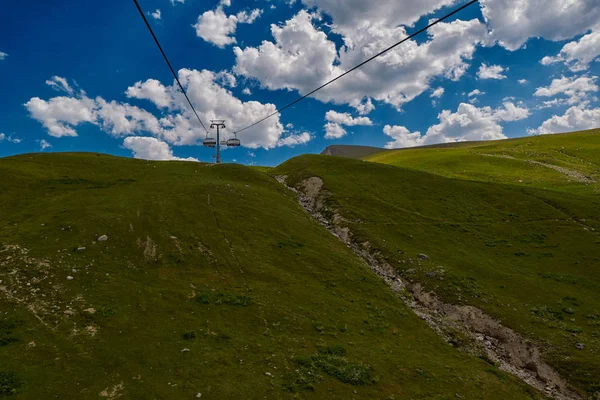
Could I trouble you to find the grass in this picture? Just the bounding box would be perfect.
[273,136,600,396]
[365,128,600,195]
[0,152,541,399]
[0,371,22,396]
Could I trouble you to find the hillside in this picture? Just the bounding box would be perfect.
[0,153,542,399]
[273,152,600,397]
[365,129,600,195]
[321,145,388,159]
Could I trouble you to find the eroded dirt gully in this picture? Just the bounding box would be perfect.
[274,175,583,400]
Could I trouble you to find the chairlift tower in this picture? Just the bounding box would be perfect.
[203,120,242,164]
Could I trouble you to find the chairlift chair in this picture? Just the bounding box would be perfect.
[226,138,241,147]
[203,137,217,147]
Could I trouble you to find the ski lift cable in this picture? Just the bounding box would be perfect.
[234,0,480,135]
[132,0,209,134]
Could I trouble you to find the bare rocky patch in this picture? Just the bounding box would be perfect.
[275,175,583,400]
[0,244,97,336]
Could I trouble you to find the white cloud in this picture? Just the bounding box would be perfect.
[325,110,372,126]
[541,29,600,72]
[242,88,252,95]
[534,75,599,105]
[355,98,375,115]
[45,76,75,96]
[0,133,21,144]
[276,132,312,147]
[518,79,528,85]
[477,63,507,80]
[123,137,198,161]
[301,0,455,38]
[492,101,531,122]
[25,96,97,137]
[430,87,445,98]
[0,51,7,60]
[38,139,52,150]
[324,110,372,140]
[236,9,262,24]
[468,89,484,97]
[193,6,262,48]
[383,102,530,148]
[324,122,347,139]
[150,9,161,20]
[480,0,600,51]
[528,105,600,135]
[125,79,173,108]
[235,11,487,112]
[382,125,424,148]
[28,73,286,150]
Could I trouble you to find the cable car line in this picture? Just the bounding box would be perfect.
[132,0,209,134]
[233,0,480,135]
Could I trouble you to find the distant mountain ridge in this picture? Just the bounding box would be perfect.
[321,145,388,159]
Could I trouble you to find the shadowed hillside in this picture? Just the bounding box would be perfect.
[273,150,600,397]
[0,153,542,399]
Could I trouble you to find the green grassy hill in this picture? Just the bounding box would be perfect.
[273,148,600,396]
[321,145,389,159]
[365,129,600,195]
[0,153,543,399]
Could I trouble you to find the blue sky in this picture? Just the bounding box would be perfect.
[1,0,599,166]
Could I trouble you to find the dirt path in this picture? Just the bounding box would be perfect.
[480,153,596,184]
[274,174,584,400]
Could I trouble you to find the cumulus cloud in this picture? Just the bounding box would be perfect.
[323,110,372,139]
[325,110,372,126]
[430,87,445,98]
[0,133,21,144]
[242,88,251,95]
[468,89,484,97]
[528,105,600,135]
[541,29,600,72]
[38,139,52,150]
[150,9,161,20]
[518,79,528,85]
[193,5,262,48]
[480,0,600,51]
[383,102,530,148]
[477,63,507,80]
[125,79,174,108]
[534,75,599,106]
[27,73,287,150]
[324,123,347,139]
[25,96,97,137]
[276,132,312,147]
[235,11,487,112]
[301,0,455,38]
[123,137,198,161]
[0,51,7,60]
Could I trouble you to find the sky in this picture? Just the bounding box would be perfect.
[1,0,599,166]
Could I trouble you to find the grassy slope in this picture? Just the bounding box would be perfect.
[273,154,600,395]
[321,145,389,159]
[0,153,540,399]
[365,129,600,195]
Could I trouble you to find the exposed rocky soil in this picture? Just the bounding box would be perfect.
[275,174,584,400]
